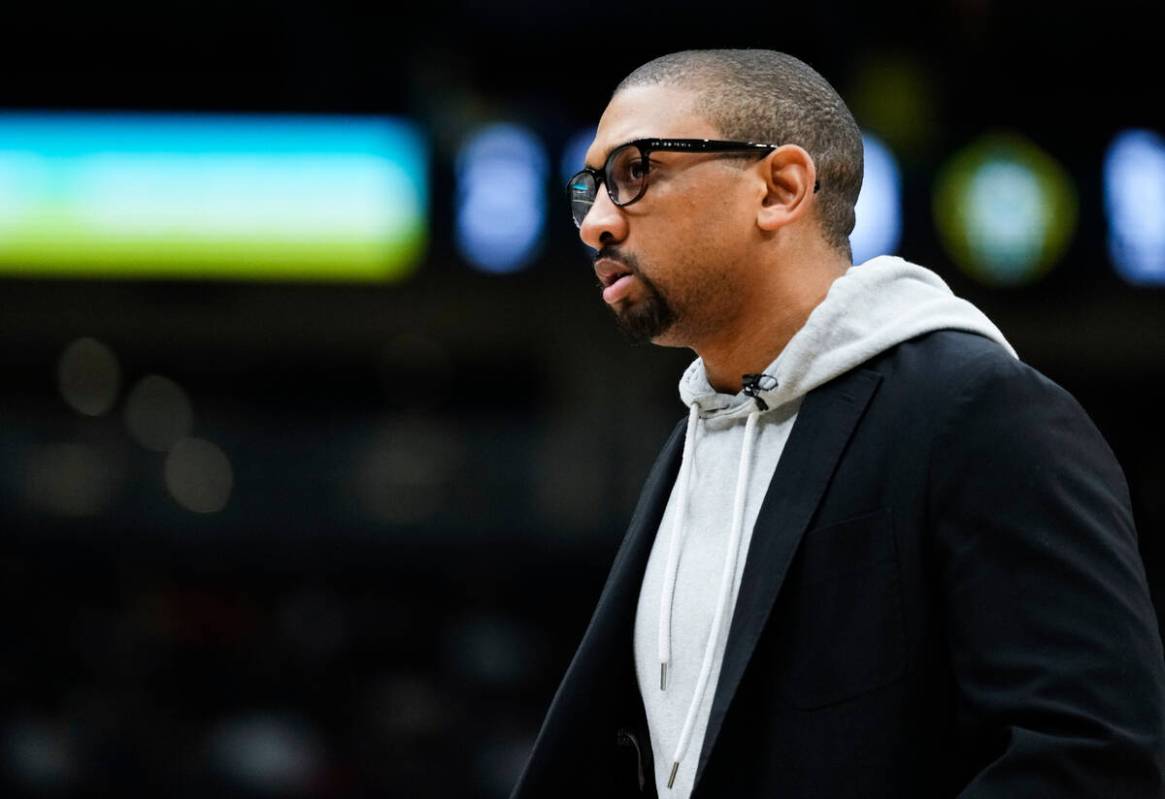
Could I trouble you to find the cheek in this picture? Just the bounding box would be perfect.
[634,180,751,273]
[661,200,745,261]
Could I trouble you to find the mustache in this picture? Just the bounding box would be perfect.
[594,246,640,274]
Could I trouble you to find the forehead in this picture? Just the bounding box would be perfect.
[584,84,720,167]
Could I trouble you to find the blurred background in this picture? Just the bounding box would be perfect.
[1,0,1163,795]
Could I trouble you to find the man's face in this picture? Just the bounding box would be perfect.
[579,85,762,346]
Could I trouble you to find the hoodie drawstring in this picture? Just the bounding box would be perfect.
[658,403,700,692]
[660,407,761,789]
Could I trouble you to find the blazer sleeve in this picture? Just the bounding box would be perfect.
[928,350,1165,796]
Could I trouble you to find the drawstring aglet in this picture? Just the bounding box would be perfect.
[660,662,667,691]
[668,761,679,788]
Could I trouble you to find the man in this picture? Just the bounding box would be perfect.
[512,50,1165,798]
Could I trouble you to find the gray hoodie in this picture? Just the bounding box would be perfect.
[632,255,1017,796]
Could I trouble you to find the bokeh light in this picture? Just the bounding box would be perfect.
[22,442,121,517]
[123,375,194,452]
[352,415,463,525]
[163,437,233,513]
[1104,128,1165,286]
[560,127,596,184]
[847,54,937,156]
[443,614,538,686]
[850,131,903,264]
[2,718,78,792]
[934,132,1077,287]
[455,123,548,274]
[57,337,121,416]
[207,714,323,793]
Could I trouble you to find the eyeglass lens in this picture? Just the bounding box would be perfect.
[569,172,596,228]
[569,144,651,227]
[607,144,649,204]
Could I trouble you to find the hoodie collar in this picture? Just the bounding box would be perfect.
[677,255,1016,417]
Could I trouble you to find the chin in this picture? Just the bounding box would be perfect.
[607,279,680,345]
[647,327,688,348]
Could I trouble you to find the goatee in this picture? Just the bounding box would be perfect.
[611,270,677,343]
[596,247,677,342]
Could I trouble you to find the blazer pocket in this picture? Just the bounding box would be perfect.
[771,508,907,710]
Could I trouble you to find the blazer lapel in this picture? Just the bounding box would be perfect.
[694,368,883,787]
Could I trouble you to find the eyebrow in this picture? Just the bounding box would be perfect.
[584,137,641,171]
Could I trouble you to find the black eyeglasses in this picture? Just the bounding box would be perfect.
[567,137,786,228]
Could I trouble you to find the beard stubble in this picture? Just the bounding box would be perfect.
[596,247,678,343]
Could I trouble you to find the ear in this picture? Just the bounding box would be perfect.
[756,144,818,232]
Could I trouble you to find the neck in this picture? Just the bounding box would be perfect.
[696,249,848,394]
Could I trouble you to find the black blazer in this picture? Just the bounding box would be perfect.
[512,330,1165,798]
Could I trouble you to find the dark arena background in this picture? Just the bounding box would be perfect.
[1,1,1162,795]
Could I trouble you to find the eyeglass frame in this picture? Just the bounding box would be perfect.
[566,137,820,228]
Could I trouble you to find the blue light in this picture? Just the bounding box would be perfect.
[1104,129,1165,286]
[850,132,902,264]
[561,128,596,183]
[455,123,548,274]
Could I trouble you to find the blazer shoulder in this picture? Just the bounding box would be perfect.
[883,328,1015,376]
[858,330,1104,441]
[875,329,1052,398]
[899,331,1124,486]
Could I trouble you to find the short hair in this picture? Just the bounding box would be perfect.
[616,50,863,259]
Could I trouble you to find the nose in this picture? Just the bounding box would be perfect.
[578,184,628,250]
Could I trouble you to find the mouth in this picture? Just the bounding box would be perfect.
[596,259,639,305]
[595,258,633,289]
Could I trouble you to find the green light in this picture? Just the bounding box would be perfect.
[933,132,1077,287]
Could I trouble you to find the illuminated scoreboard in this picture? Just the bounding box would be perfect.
[0,113,428,282]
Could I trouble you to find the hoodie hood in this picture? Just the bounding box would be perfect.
[678,255,1017,416]
[648,255,1016,793]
